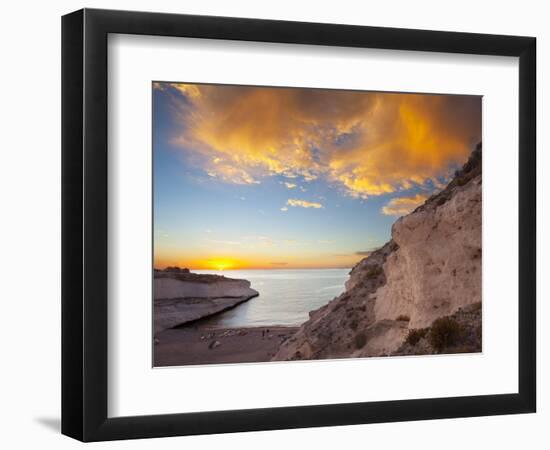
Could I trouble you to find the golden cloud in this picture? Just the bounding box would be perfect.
[284,182,297,189]
[158,83,481,198]
[286,199,324,209]
[381,193,428,216]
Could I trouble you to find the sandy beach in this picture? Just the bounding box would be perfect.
[154,325,298,367]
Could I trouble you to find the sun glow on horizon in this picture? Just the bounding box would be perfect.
[153,83,481,273]
[154,254,364,271]
[208,259,234,271]
[190,258,243,271]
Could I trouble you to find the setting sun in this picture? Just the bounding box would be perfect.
[152,81,483,369]
[206,258,237,271]
[153,83,481,271]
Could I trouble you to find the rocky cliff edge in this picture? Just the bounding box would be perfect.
[273,143,482,360]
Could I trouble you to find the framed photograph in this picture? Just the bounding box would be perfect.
[62,8,536,441]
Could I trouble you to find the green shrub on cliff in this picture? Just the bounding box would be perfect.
[354,332,367,349]
[405,328,427,346]
[428,317,463,352]
[365,265,383,279]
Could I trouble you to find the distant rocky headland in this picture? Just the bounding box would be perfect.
[273,143,482,360]
[154,268,259,335]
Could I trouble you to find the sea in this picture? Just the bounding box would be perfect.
[194,269,350,328]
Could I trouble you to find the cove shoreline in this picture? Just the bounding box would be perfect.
[154,325,299,367]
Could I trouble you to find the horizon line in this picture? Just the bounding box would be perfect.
[154,266,353,271]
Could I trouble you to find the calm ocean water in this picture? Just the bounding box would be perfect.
[195,269,350,327]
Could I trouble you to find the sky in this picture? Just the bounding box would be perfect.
[153,82,481,270]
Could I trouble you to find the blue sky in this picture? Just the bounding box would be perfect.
[153,82,480,269]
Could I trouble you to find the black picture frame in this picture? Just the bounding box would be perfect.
[62,8,536,442]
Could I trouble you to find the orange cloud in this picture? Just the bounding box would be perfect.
[157,83,481,198]
[381,193,428,216]
[286,199,324,209]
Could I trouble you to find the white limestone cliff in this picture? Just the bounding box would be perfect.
[155,276,258,300]
[273,143,482,360]
[374,174,481,329]
[154,272,259,335]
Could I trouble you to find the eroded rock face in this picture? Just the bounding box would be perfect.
[375,174,481,329]
[273,144,482,361]
[272,241,399,360]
